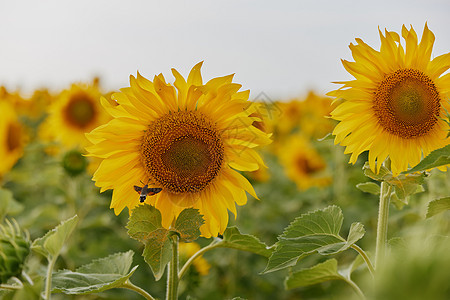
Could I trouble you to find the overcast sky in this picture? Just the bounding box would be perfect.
[1,0,449,100]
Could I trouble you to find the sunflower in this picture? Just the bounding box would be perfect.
[276,100,303,136]
[329,24,450,176]
[0,101,26,176]
[300,91,336,139]
[85,62,271,237]
[44,83,110,149]
[279,134,331,191]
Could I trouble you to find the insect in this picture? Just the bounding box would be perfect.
[134,184,162,203]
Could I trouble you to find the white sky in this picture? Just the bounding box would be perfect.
[1,0,449,100]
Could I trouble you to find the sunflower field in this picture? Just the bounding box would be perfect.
[1,23,450,300]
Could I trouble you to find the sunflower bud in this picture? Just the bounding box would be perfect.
[0,219,30,283]
[62,149,88,176]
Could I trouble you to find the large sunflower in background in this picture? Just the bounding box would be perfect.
[329,24,450,176]
[86,62,271,237]
[0,101,26,176]
[42,83,110,149]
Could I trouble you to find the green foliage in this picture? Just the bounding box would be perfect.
[426,197,450,218]
[31,215,79,259]
[264,206,365,273]
[218,227,272,258]
[362,162,426,201]
[285,259,343,290]
[356,182,380,195]
[127,204,204,281]
[404,144,450,173]
[51,251,138,295]
[174,208,205,242]
[375,233,450,300]
[0,219,30,283]
[0,189,23,220]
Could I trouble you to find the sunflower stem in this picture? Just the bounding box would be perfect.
[122,280,155,300]
[375,180,392,270]
[166,234,179,300]
[43,256,57,300]
[351,244,375,278]
[178,239,220,280]
[343,277,366,300]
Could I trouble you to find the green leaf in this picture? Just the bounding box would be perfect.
[346,223,365,247]
[264,206,365,273]
[0,189,24,220]
[356,182,380,195]
[174,208,204,242]
[52,251,138,294]
[127,204,170,281]
[390,192,408,210]
[217,227,272,258]
[285,259,344,290]
[31,215,79,258]
[126,204,164,243]
[426,197,450,218]
[404,144,450,173]
[142,228,172,281]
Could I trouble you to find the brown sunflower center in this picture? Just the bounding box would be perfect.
[373,69,440,139]
[141,111,224,194]
[64,92,97,128]
[296,156,323,175]
[6,122,22,152]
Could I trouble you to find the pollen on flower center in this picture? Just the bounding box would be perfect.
[373,69,441,139]
[64,92,97,128]
[140,111,224,194]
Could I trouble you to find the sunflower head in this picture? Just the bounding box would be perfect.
[0,101,26,176]
[329,24,450,175]
[279,134,331,190]
[86,62,271,237]
[44,83,111,149]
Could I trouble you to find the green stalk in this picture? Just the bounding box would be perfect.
[178,239,221,280]
[374,181,392,270]
[0,283,22,290]
[43,256,57,300]
[343,277,366,300]
[122,280,155,300]
[351,244,375,278]
[166,234,179,300]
